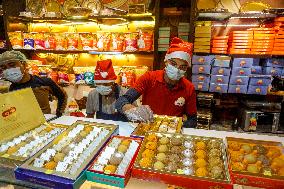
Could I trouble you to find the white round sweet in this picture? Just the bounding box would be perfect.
[184,141,194,149]
[183,167,194,175]
[182,158,193,167]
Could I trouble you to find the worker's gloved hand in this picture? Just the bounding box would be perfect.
[124,105,153,122]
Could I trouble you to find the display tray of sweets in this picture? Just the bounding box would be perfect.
[86,136,142,188]
[0,123,67,166]
[227,137,284,189]
[131,115,183,138]
[15,121,118,189]
[132,132,232,189]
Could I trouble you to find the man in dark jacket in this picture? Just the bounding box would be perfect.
[0,51,67,116]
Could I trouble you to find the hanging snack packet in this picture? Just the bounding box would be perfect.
[8,32,23,49]
[66,33,79,50]
[73,67,86,84]
[124,32,138,52]
[111,33,125,52]
[34,32,45,49]
[138,31,153,51]
[44,33,56,50]
[23,33,34,49]
[79,33,94,50]
[55,33,67,50]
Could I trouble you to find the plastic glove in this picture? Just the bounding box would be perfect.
[124,105,154,122]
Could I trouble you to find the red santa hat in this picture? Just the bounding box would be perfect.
[94,59,117,83]
[164,37,193,66]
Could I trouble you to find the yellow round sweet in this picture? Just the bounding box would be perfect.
[142,149,155,158]
[196,141,206,150]
[44,161,57,170]
[54,153,65,162]
[139,157,152,168]
[196,167,208,177]
[196,150,207,159]
[104,165,117,174]
[117,145,128,153]
[79,131,88,137]
[121,139,131,147]
[271,157,284,170]
[195,158,207,168]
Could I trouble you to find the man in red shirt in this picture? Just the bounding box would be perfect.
[115,38,197,127]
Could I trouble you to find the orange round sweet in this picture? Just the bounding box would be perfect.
[84,126,93,133]
[196,167,208,177]
[196,141,206,150]
[230,151,244,162]
[267,148,281,160]
[195,158,207,168]
[121,139,131,147]
[231,162,246,171]
[142,149,155,158]
[139,157,152,168]
[7,146,18,155]
[271,157,284,170]
[228,141,241,151]
[45,127,53,132]
[145,142,157,150]
[278,167,284,176]
[196,150,207,159]
[104,165,117,174]
[44,161,57,170]
[146,134,158,142]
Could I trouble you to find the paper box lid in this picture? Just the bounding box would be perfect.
[0,88,46,141]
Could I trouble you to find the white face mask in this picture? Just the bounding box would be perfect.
[3,67,23,83]
[96,85,113,95]
[165,64,186,81]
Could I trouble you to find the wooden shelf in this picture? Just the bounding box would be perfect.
[8,14,155,23]
[17,49,153,55]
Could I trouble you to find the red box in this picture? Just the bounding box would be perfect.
[227,137,284,189]
[132,132,233,189]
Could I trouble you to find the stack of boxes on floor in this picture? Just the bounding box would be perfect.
[178,23,190,42]
[192,55,214,91]
[158,27,171,52]
[193,21,212,53]
[229,58,252,94]
[210,56,231,93]
[191,55,284,95]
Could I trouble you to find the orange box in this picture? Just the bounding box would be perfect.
[133,132,233,189]
[212,47,228,51]
[212,43,228,48]
[213,36,229,40]
[227,137,284,189]
[272,51,284,55]
[275,38,284,43]
[273,43,284,47]
[232,31,253,34]
[254,36,275,40]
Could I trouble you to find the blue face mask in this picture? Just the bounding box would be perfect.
[96,85,112,95]
[3,67,23,83]
[165,64,186,81]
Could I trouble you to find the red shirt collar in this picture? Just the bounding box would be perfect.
[157,70,185,90]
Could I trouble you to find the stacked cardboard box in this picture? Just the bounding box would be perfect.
[194,21,212,53]
[178,22,190,42]
[158,27,170,51]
